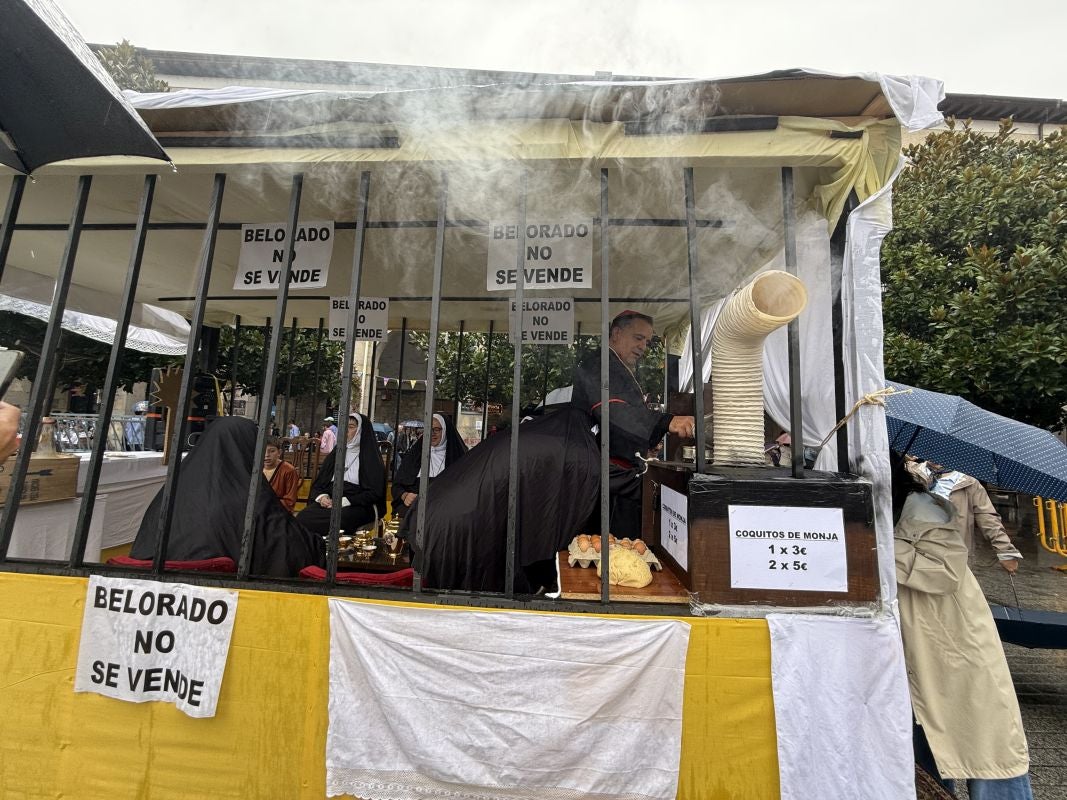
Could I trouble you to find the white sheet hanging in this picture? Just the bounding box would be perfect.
[326,600,690,800]
[768,613,914,800]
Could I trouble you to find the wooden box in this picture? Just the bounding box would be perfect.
[0,455,81,506]
[643,462,878,606]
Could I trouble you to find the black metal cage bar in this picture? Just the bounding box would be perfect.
[504,172,528,599]
[599,167,612,603]
[70,174,157,567]
[0,175,92,561]
[309,317,324,442]
[151,173,227,572]
[481,321,494,441]
[0,174,27,285]
[781,167,805,478]
[229,314,241,416]
[683,168,707,474]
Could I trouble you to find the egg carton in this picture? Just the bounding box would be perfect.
[566,538,662,571]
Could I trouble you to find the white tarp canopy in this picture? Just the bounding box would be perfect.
[0,264,189,354]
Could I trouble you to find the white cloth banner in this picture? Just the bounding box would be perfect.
[74,576,238,718]
[768,614,914,800]
[327,600,690,800]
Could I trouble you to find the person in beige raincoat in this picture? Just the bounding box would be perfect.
[893,457,1032,799]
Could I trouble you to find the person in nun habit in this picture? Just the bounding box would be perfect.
[129,416,324,577]
[296,412,386,535]
[391,413,468,521]
[406,407,600,593]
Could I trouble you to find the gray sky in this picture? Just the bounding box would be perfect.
[62,0,1065,100]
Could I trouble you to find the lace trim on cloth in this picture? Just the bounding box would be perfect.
[327,769,664,800]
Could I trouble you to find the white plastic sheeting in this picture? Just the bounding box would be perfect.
[0,264,189,354]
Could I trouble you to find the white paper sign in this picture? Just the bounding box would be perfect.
[487,220,593,291]
[508,298,574,345]
[233,220,334,290]
[660,485,689,572]
[328,296,389,342]
[74,575,238,718]
[728,505,848,592]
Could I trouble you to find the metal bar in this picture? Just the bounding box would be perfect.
[13,215,726,233]
[599,168,612,604]
[829,194,857,472]
[392,317,407,442]
[151,174,227,573]
[326,170,372,584]
[157,294,694,304]
[237,175,305,579]
[541,345,550,406]
[69,175,156,567]
[0,176,91,560]
[366,341,378,423]
[481,320,494,441]
[414,174,450,595]
[258,317,271,420]
[229,315,241,415]
[683,167,707,474]
[453,321,465,420]
[782,167,804,478]
[309,317,324,446]
[281,316,297,436]
[505,172,528,598]
[0,174,27,284]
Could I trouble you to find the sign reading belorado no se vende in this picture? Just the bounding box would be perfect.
[234,221,334,290]
[487,220,592,291]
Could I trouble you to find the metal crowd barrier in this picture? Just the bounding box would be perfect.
[1034,497,1067,569]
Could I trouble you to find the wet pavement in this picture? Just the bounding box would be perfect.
[967,521,1067,800]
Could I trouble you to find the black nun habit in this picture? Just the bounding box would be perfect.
[296,412,386,535]
[130,416,324,577]
[408,407,600,593]
[391,413,468,519]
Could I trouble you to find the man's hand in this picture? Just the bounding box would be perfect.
[402,492,417,507]
[317,494,333,509]
[669,415,696,439]
[0,402,20,461]
[999,559,1019,574]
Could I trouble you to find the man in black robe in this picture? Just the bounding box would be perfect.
[570,310,695,538]
[130,416,323,577]
[297,413,386,535]
[408,408,600,593]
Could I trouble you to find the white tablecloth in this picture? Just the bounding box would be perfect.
[9,451,166,562]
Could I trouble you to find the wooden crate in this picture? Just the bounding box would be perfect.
[0,455,80,506]
[643,462,879,606]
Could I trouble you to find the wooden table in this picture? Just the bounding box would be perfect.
[557,553,690,604]
[338,540,411,573]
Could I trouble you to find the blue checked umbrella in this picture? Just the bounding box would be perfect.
[884,381,1067,502]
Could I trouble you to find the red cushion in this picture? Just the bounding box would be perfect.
[298,565,414,587]
[106,555,237,573]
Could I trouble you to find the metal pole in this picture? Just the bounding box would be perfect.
[0,176,91,559]
[70,175,156,566]
[829,194,856,472]
[481,320,494,441]
[453,320,465,421]
[325,171,372,584]
[599,168,612,604]
[414,173,449,595]
[309,317,324,447]
[0,175,27,285]
[782,167,804,478]
[229,314,241,415]
[683,167,707,475]
[367,341,378,422]
[151,173,227,572]
[505,173,528,598]
[392,317,407,438]
[281,316,297,435]
[259,318,272,426]
[238,174,304,579]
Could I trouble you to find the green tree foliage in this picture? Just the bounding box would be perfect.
[0,311,178,394]
[215,325,345,407]
[411,331,665,410]
[95,40,169,92]
[882,120,1067,429]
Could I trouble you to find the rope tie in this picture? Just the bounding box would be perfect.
[818,386,912,448]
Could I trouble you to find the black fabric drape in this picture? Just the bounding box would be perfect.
[297,413,386,534]
[409,408,599,593]
[130,416,323,577]
[391,414,468,515]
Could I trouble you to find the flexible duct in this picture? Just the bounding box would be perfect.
[711,270,808,466]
